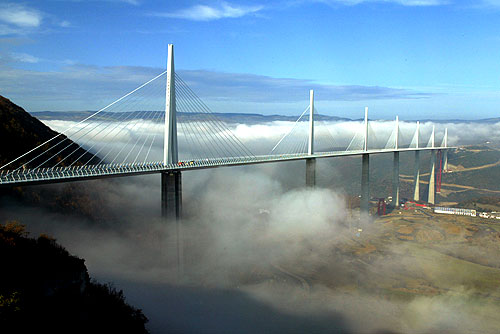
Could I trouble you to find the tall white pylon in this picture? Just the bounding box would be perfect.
[416,121,420,149]
[413,121,420,201]
[364,107,368,152]
[427,125,436,204]
[395,116,399,149]
[431,125,435,148]
[428,150,436,204]
[393,115,400,206]
[443,128,448,171]
[308,90,314,155]
[164,44,178,166]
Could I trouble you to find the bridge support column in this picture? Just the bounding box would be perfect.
[361,153,370,214]
[161,170,183,277]
[161,170,182,220]
[413,151,420,201]
[306,158,316,188]
[443,150,448,171]
[428,151,436,204]
[443,127,448,171]
[393,151,400,207]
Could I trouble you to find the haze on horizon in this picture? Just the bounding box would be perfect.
[1,0,500,119]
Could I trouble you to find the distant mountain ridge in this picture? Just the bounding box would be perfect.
[31,110,500,124]
[31,110,350,124]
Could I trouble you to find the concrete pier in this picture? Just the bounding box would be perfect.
[361,153,370,213]
[427,125,436,204]
[443,150,448,171]
[161,170,182,220]
[306,89,316,188]
[161,170,183,278]
[413,151,420,201]
[428,151,436,204]
[306,158,316,188]
[393,151,400,207]
[413,121,420,202]
[443,128,448,171]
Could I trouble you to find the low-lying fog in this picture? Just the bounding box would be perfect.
[41,118,491,163]
[3,118,500,333]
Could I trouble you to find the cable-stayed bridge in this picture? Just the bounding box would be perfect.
[0,44,450,218]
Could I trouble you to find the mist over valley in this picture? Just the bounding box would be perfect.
[4,100,500,333]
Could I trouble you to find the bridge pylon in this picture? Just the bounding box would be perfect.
[162,43,182,220]
[443,127,448,171]
[308,89,314,156]
[360,107,370,213]
[162,44,183,280]
[393,116,400,207]
[164,43,178,165]
[413,121,420,201]
[162,44,182,219]
[428,125,436,204]
[306,89,316,187]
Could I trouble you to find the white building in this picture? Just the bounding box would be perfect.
[434,207,477,217]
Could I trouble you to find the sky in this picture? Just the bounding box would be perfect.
[1,0,500,119]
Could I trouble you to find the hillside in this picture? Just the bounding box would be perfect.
[0,96,111,222]
[0,221,148,334]
[0,96,100,169]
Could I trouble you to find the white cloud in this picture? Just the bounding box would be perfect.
[0,24,24,35]
[158,2,264,21]
[0,3,73,36]
[61,0,141,4]
[10,52,40,63]
[107,0,141,4]
[59,20,71,28]
[316,0,448,6]
[0,3,42,28]
[395,0,447,4]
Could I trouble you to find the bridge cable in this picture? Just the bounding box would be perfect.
[175,74,254,158]
[175,90,225,160]
[175,82,239,159]
[37,78,165,169]
[59,88,162,167]
[175,77,249,159]
[0,70,167,171]
[270,106,309,155]
[175,84,232,159]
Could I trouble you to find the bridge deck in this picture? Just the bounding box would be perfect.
[0,147,448,187]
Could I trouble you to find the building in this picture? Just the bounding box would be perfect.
[434,207,477,217]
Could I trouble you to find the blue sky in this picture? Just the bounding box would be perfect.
[1,0,500,119]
